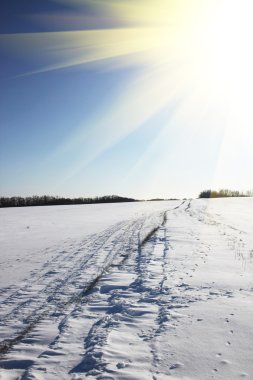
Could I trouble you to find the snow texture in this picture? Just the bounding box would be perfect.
[0,198,252,379]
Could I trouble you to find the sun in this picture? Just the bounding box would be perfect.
[143,0,253,133]
[203,1,253,94]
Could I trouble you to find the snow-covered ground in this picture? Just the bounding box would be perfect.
[0,201,174,288]
[0,198,252,380]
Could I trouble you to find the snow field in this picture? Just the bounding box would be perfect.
[0,198,252,379]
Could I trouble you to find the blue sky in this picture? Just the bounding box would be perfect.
[1,0,252,199]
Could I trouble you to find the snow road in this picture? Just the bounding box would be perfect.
[0,199,252,379]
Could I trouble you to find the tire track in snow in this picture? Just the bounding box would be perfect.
[0,221,126,315]
[0,220,136,355]
[0,209,170,359]
[62,212,172,378]
[69,215,174,378]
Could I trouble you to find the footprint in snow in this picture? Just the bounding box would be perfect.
[220,359,230,365]
[116,362,126,369]
[170,362,184,370]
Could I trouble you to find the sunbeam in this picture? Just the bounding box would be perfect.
[1,0,252,196]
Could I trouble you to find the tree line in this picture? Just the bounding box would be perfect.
[199,189,253,198]
[0,195,137,208]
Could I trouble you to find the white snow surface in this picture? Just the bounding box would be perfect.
[0,201,174,288]
[0,198,252,380]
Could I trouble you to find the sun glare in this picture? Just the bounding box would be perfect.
[143,0,253,134]
[104,0,253,123]
[204,1,253,95]
[2,0,252,186]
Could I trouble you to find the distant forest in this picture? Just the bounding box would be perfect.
[199,189,253,198]
[0,195,137,208]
